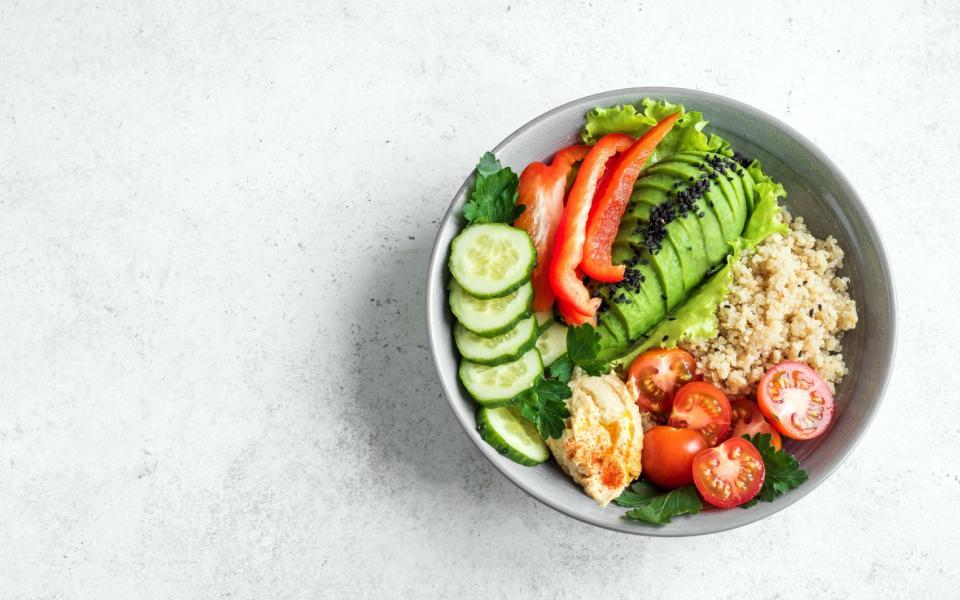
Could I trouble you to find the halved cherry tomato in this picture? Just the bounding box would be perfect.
[668,381,731,446]
[514,144,590,312]
[757,361,834,440]
[627,348,697,419]
[692,437,765,508]
[730,399,782,450]
[581,112,681,283]
[641,426,708,489]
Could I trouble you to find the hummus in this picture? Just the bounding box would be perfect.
[546,369,644,506]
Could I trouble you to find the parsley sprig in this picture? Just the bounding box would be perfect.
[616,481,703,525]
[519,377,571,440]
[462,152,524,225]
[546,355,574,383]
[741,433,808,508]
[565,324,608,376]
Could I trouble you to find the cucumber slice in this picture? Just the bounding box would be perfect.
[448,280,532,337]
[449,224,535,298]
[476,405,549,466]
[534,310,555,333]
[535,322,568,367]
[459,347,543,405]
[454,315,538,366]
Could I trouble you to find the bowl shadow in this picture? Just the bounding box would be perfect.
[341,222,526,505]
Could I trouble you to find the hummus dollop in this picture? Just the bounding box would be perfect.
[546,369,644,506]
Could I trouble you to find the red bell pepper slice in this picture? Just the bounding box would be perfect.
[581,112,682,283]
[513,144,589,312]
[548,133,633,325]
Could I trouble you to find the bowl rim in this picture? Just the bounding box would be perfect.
[425,87,897,536]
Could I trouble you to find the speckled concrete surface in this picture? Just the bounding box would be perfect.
[1,1,958,598]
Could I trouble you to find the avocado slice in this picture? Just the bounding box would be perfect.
[624,233,683,312]
[599,311,629,345]
[634,173,675,193]
[638,237,683,312]
[709,163,746,235]
[611,239,634,265]
[630,263,667,327]
[702,180,738,242]
[740,166,756,215]
[623,195,654,226]
[673,211,709,295]
[644,154,730,268]
[596,285,646,341]
[607,263,666,341]
[692,195,728,265]
[726,166,748,223]
[664,216,701,293]
[594,286,633,338]
[630,186,668,211]
[669,152,746,242]
[595,315,628,361]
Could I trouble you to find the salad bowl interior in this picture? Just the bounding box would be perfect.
[426,87,895,536]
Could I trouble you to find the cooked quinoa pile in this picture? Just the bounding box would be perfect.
[685,212,858,396]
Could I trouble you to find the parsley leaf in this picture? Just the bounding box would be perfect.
[519,377,571,440]
[547,355,574,383]
[462,152,524,225]
[565,324,607,375]
[740,433,808,508]
[476,152,502,177]
[616,481,703,525]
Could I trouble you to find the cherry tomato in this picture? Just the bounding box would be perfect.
[668,382,731,446]
[641,426,709,489]
[730,399,782,450]
[627,348,697,418]
[757,361,834,440]
[692,438,765,508]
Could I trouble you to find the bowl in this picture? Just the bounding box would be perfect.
[425,87,896,536]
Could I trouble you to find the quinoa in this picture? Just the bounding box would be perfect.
[684,212,858,396]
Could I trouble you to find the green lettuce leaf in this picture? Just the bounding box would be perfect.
[742,176,789,247]
[615,481,703,525]
[581,104,656,144]
[582,98,731,162]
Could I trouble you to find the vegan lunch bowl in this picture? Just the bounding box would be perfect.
[426,88,895,535]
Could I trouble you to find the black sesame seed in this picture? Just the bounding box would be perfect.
[662,334,669,342]
[818,303,823,311]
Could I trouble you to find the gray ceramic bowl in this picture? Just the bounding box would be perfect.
[426,88,895,536]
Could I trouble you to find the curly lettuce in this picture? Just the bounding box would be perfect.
[582,98,731,162]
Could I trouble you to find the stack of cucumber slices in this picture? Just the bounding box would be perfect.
[447,223,570,466]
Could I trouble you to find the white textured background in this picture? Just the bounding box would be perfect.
[1,1,958,598]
